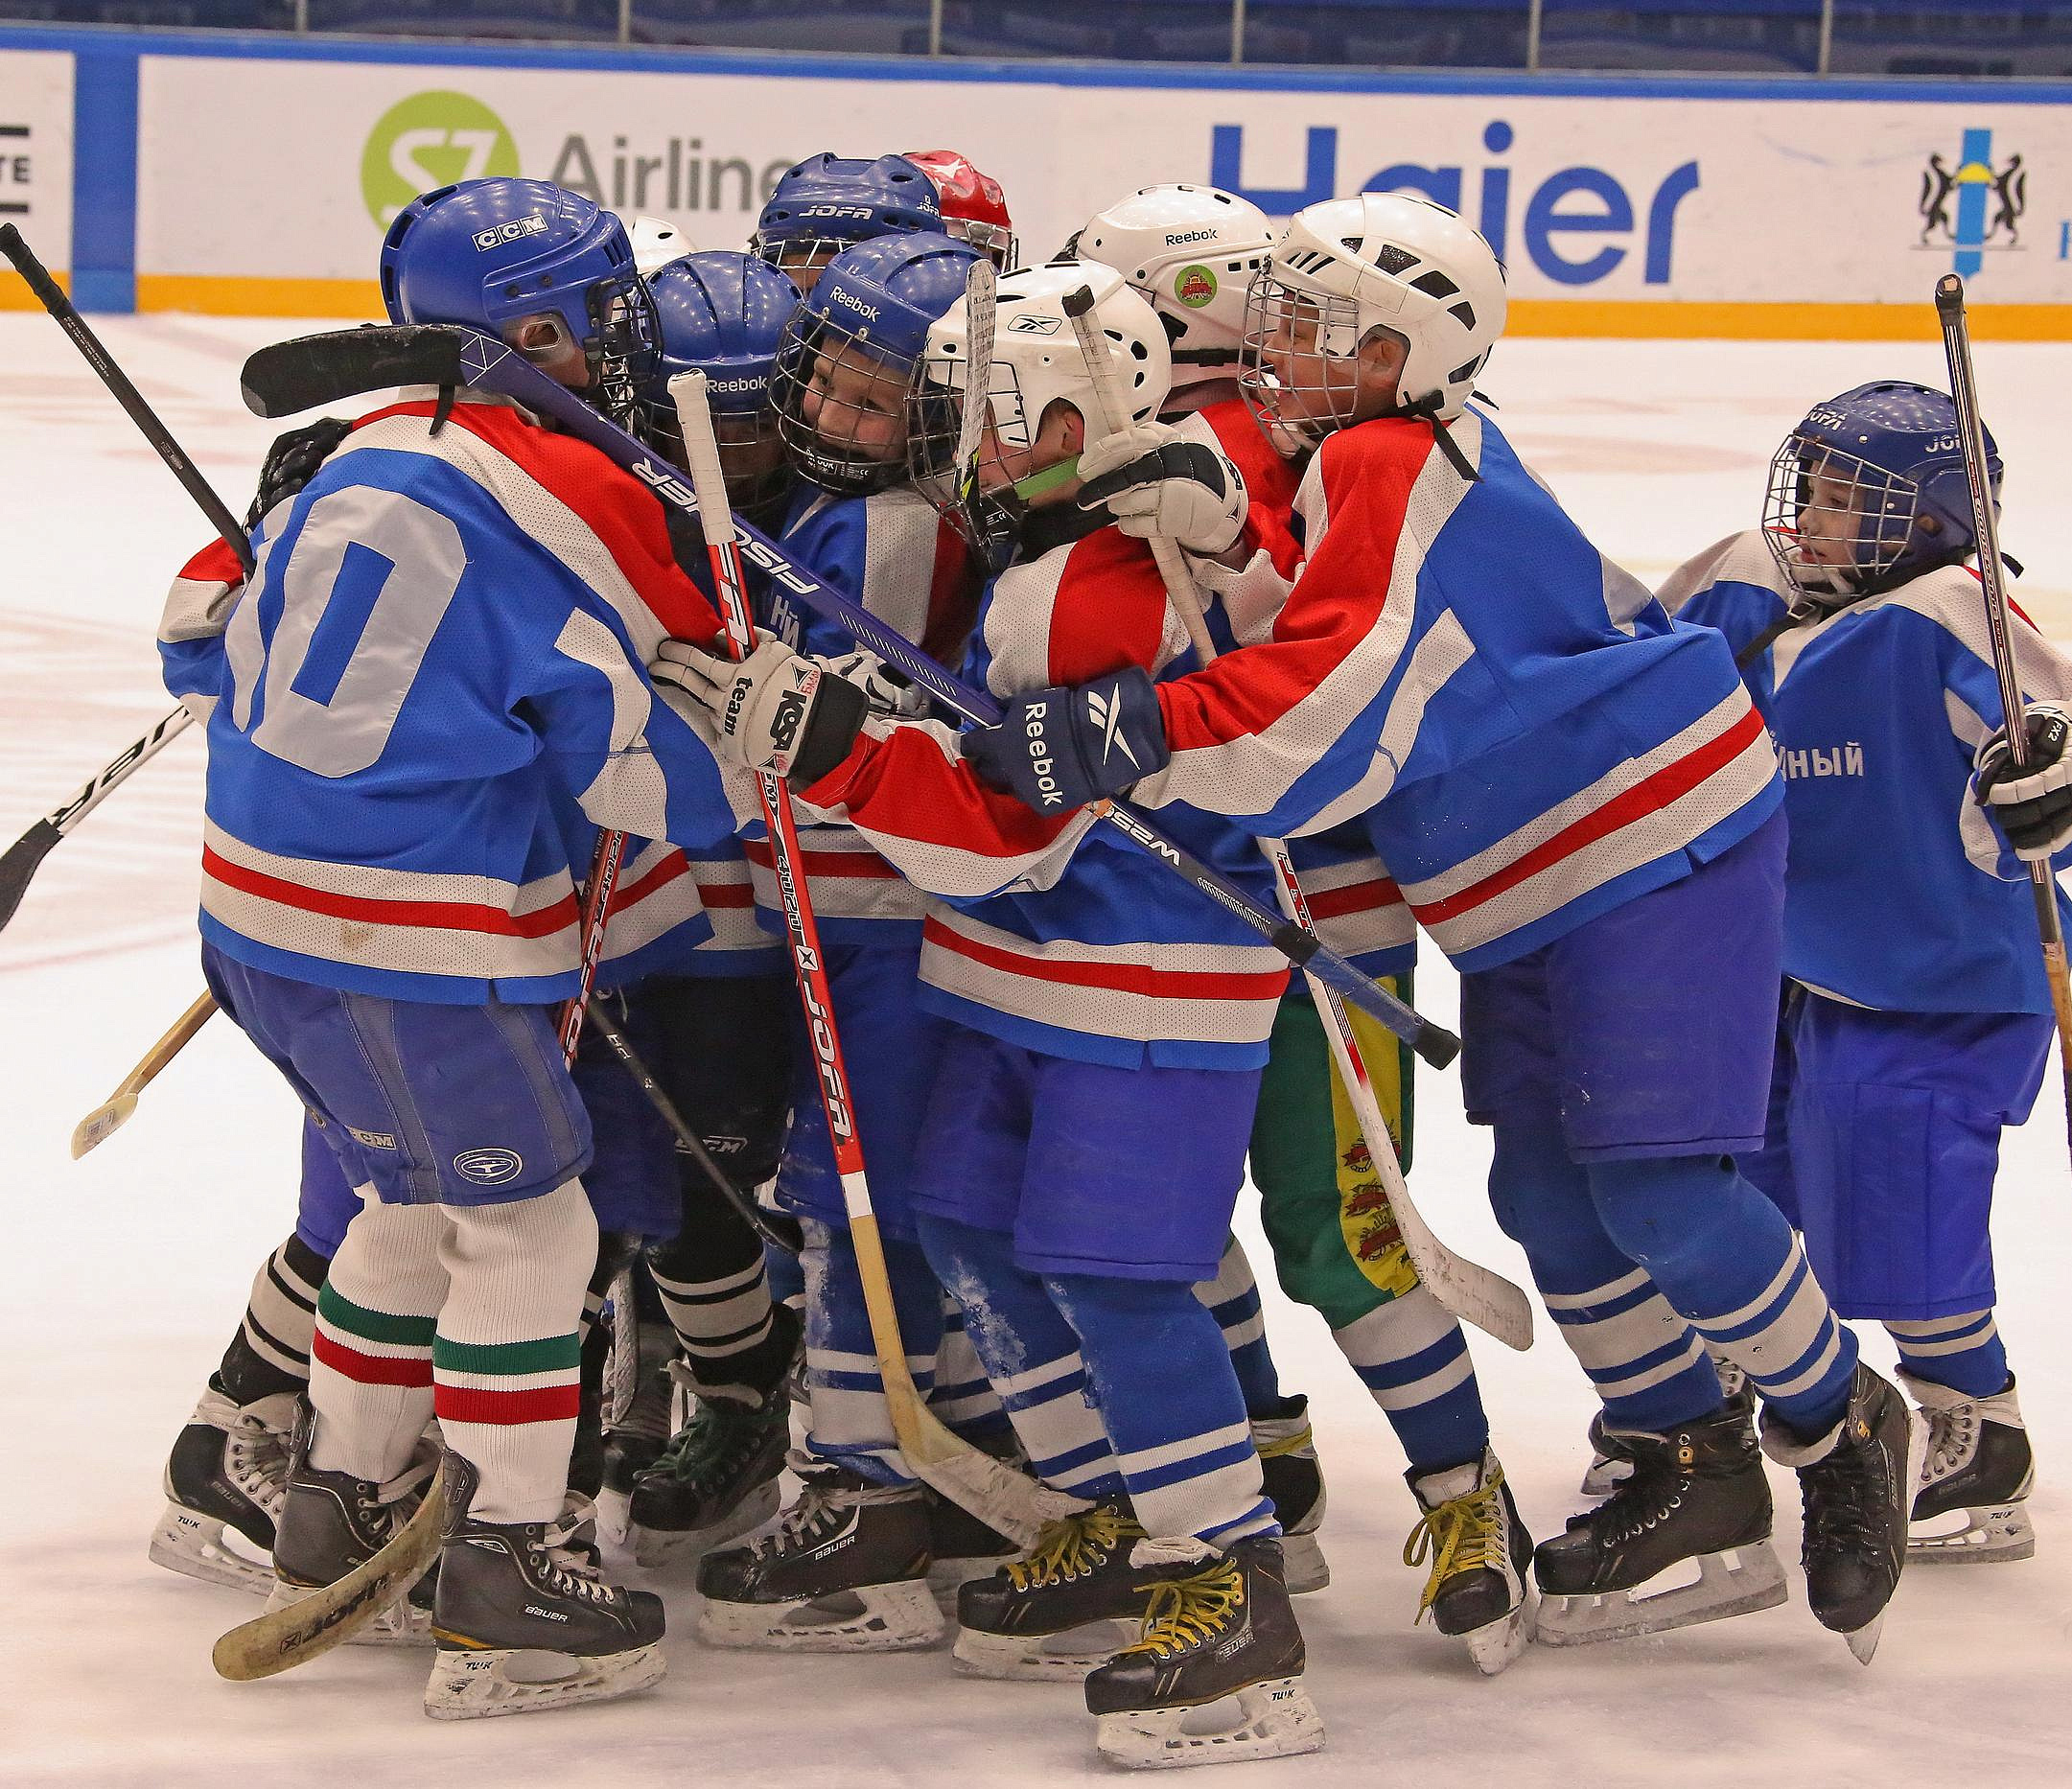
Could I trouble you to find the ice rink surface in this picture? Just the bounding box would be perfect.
[3,314,2069,1789]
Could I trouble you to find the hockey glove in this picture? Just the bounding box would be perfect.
[961,665,1171,813]
[245,416,354,528]
[824,648,931,721]
[1975,702,2072,861]
[652,633,868,785]
[1076,423,1248,557]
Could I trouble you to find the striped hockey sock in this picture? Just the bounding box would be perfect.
[928,1296,1014,1446]
[216,1232,328,1405]
[1195,1236,1286,1418]
[432,1182,596,1524]
[801,1223,947,1485]
[1540,1265,1722,1430]
[1329,1284,1491,1475]
[1887,1310,2010,1399]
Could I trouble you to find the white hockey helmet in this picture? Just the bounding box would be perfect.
[1069,185,1278,393]
[1243,192,1504,433]
[628,215,696,277]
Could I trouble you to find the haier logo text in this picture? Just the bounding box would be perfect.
[1211,122,1699,287]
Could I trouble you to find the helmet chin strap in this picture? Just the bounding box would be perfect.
[1387,388,1479,483]
[1011,455,1080,501]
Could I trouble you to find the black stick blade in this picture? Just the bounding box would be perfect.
[0,819,61,937]
[241,325,467,419]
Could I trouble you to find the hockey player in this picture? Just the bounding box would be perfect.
[168,176,749,1717]
[655,264,1325,1769]
[750,151,943,294]
[1074,182,1531,1668]
[904,149,1019,267]
[902,195,1919,1661]
[1657,380,2060,1565]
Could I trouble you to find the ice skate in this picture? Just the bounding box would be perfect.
[150,1383,296,1593]
[1581,1359,1752,1497]
[624,1375,789,1569]
[1535,1403,1785,1646]
[695,1460,943,1652]
[596,1298,679,1539]
[424,1452,665,1720]
[953,1500,1155,1681]
[1404,1449,1535,1675]
[1764,1362,1920,1664]
[1253,1399,1329,1593]
[1902,1369,2036,1564]
[926,1482,1019,1611]
[1084,1535,1324,1771]
[266,1405,438,1646]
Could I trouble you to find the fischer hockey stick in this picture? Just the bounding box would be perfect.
[670,367,1059,1546]
[70,989,218,1158]
[1062,286,1531,1351]
[1935,274,2072,1141]
[238,324,1457,1069]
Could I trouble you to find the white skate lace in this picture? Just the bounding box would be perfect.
[745,1465,907,1560]
[226,1414,292,1519]
[1920,1404,1977,1486]
[533,1501,618,1606]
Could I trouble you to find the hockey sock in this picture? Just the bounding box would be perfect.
[801,1220,948,1486]
[918,1215,1123,1501]
[433,1181,595,1525]
[1487,1120,1726,1430]
[1329,1285,1489,1475]
[215,1231,329,1406]
[928,1296,1015,1448]
[647,1182,789,1395]
[1047,1270,1276,1548]
[1193,1235,1286,1418]
[308,1196,447,1484]
[1886,1311,2010,1399]
[1588,1152,1857,1440]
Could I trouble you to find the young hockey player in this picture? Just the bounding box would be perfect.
[655,264,1325,1769]
[1075,181,1531,1667]
[921,194,1920,1662]
[750,151,943,294]
[904,149,1019,268]
[1658,380,2061,1565]
[164,176,746,1718]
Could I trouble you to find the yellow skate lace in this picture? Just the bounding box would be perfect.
[1115,1558,1246,1662]
[1006,1504,1137,1591]
[1402,1463,1508,1626]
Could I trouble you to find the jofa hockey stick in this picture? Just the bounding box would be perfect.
[70,989,218,1158]
[1936,274,2072,1141]
[237,323,1459,1070]
[670,366,1060,1547]
[1061,286,1532,1352]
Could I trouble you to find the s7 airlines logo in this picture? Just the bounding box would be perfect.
[361,91,521,228]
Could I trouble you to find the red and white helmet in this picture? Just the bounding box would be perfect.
[904,149,1018,268]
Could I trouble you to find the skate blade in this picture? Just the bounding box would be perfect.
[149,1503,276,1595]
[1579,1455,1631,1499]
[1463,1585,1537,1677]
[697,1577,943,1654]
[1844,1612,1884,1666]
[263,1576,433,1648]
[950,1617,1136,1682]
[1280,1531,1331,1595]
[629,1481,780,1572]
[1095,1677,1326,1771]
[423,1639,665,1720]
[1907,1501,2036,1565]
[1536,1543,1787,1647]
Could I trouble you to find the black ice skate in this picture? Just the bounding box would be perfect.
[1902,1369,2036,1565]
[953,1500,1157,1681]
[1763,1362,1921,1664]
[597,1322,679,1532]
[1581,1357,1753,1496]
[1083,1535,1324,1771]
[1404,1449,1535,1675]
[624,1375,790,1569]
[425,1451,665,1719]
[1536,1403,1785,1647]
[695,1461,943,1652]
[266,1403,437,1646]
[1253,1398,1329,1594]
[150,1383,297,1593]
[926,1480,1020,1610]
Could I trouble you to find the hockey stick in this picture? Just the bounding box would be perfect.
[581,993,805,1255]
[237,324,1457,1069]
[669,367,1059,1546]
[1061,287,1532,1351]
[70,989,218,1158]
[1935,274,2072,1143]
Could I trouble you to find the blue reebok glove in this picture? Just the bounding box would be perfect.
[962,665,1172,813]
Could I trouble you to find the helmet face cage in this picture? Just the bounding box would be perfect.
[753,234,862,292]
[1239,274,1369,451]
[1762,434,1922,600]
[773,313,925,498]
[940,215,1018,270]
[585,269,663,429]
[906,352,1030,566]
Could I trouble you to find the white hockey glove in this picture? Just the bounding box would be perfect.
[651,632,867,784]
[1076,422,1248,556]
[824,648,930,721]
[1974,702,2072,861]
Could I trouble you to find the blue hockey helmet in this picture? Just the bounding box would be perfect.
[379,177,657,422]
[638,250,800,515]
[772,230,981,497]
[1763,380,2002,601]
[750,153,943,293]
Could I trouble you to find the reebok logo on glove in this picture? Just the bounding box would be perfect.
[1020,699,1065,807]
[1086,684,1140,771]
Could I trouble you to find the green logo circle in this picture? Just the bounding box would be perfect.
[1174,265,1219,310]
[361,91,520,228]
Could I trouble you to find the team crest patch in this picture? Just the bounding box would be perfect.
[1174,265,1218,309]
[454,1147,525,1186]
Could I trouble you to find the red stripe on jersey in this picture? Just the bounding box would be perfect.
[1046,528,1176,687]
[177,536,249,588]
[695,880,755,908]
[201,846,579,940]
[313,1333,433,1387]
[921,516,983,665]
[925,915,1290,1002]
[1301,874,1405,920]
[1412,705,1767,926]
[613,848,691,910]
[742,839,903,880]
[435,1383,584,1426]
